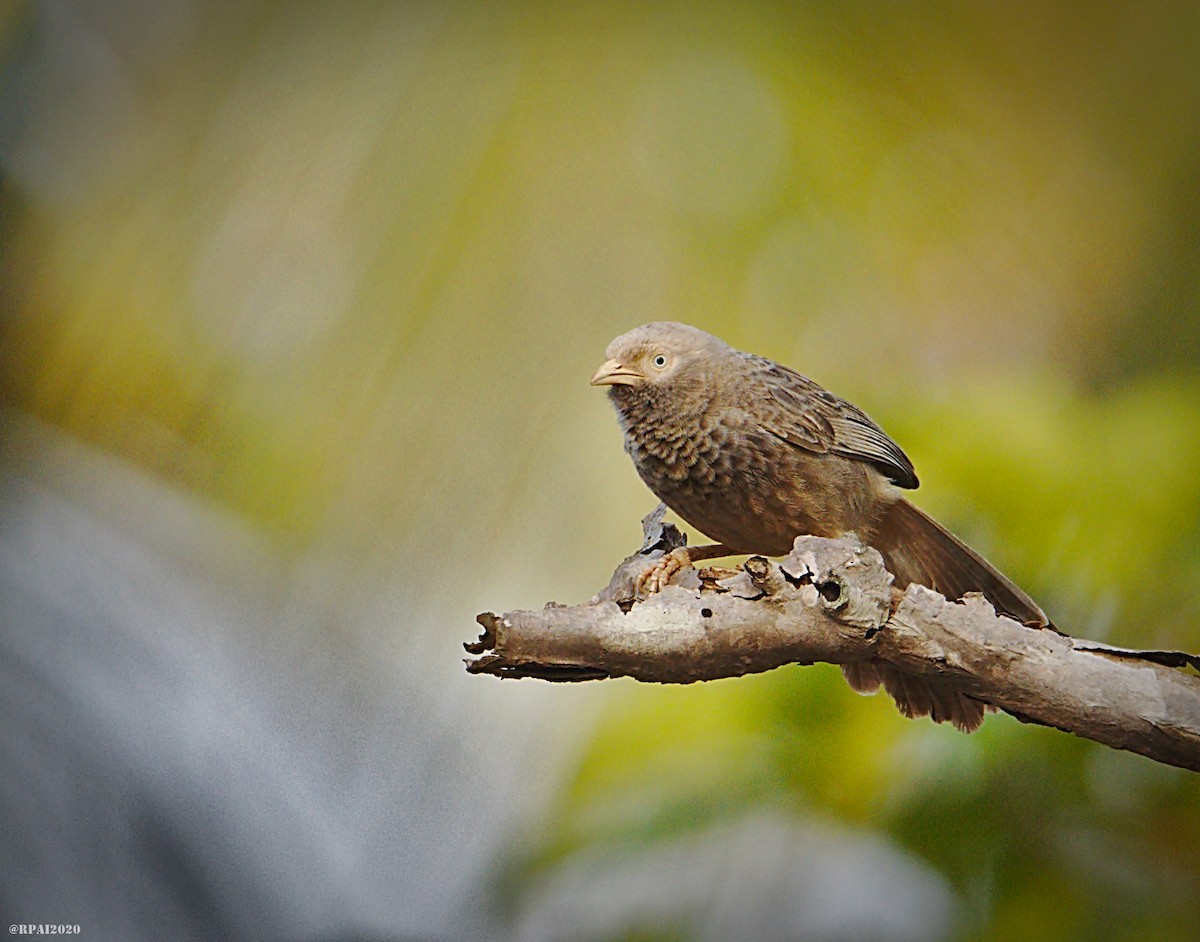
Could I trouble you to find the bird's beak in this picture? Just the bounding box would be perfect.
[590,359,641,387]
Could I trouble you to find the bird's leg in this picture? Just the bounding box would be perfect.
[637,543,734,595]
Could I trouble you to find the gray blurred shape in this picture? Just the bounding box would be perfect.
[0,413,561,941]
[514,813,957,942]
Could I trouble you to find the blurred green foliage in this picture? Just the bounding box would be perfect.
[2,1,1198,939]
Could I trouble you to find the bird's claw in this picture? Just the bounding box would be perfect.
[635,547,694,597]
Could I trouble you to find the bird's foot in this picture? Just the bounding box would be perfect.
[635,546,694,596]
[633,543,733,597]
[593,539,732,606]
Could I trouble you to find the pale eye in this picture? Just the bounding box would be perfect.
[652,354,668,369]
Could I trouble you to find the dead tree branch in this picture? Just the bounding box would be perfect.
[466,513,1200,772]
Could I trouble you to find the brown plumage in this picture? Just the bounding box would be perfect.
[592,321,1050,732]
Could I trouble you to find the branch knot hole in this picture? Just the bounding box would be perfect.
[818,579,844,607]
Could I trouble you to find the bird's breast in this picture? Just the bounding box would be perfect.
[624,412,888,555]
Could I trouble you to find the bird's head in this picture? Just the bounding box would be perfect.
[591,322,730,410]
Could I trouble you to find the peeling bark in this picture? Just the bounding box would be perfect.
[466,518,1200,772]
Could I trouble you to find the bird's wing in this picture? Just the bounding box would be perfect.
[743,354,920,489]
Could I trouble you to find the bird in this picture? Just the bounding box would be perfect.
[591,321,1050,731]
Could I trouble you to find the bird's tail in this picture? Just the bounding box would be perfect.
[874,498,1049,628]
[841,498,1049,733]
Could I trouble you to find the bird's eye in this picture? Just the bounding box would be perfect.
[652,354,668,369]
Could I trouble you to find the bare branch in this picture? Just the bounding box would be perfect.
[466,534,1200,772]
